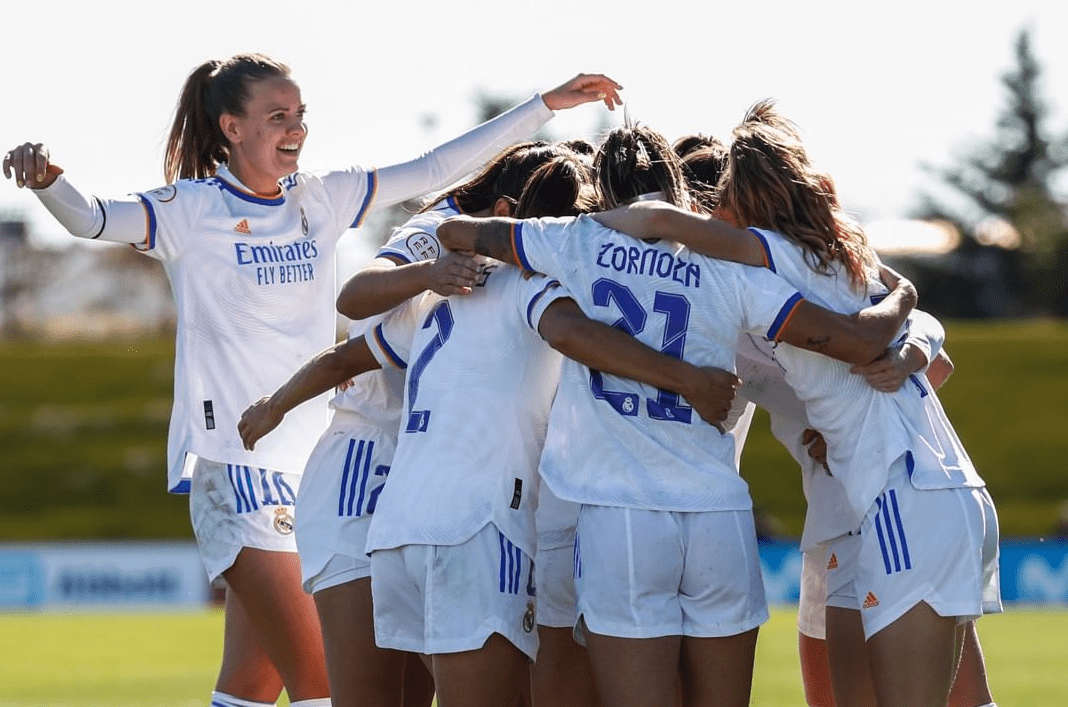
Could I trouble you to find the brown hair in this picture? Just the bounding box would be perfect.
[593,126,688,210]
[719,99,875,288]
[163,53,292,183]
[514,155,597,218]
[422,141,571,214]
[681,142,728,213]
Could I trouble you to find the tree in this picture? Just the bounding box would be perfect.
[917,27,1068,316]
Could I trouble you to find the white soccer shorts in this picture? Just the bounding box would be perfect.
[370,523,539,660]
[574,505,769,640]
[189,457,300,587]
[826,458,1002,639]
[295,411,397,593]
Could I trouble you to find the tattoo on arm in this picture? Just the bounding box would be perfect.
[806,335,831,353]
[474,221,521,266]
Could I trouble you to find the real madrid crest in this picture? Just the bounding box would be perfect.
[300,207,309,236]
[273,507,295,535]
[523,600,536,633]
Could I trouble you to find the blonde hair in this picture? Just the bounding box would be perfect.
[719,99,875,288]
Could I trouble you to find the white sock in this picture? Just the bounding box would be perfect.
[209,692,275,707]
[290,700,331,707]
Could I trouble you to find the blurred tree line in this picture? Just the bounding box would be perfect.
[902,27,1068,318]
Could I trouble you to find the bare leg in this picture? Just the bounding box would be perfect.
[678,629,759,707]
[825,607,876,707]
[867,602,958,707]
[798,632,836,707]
[583,623,679,707]
[221,548,330,702]
[530,626,600,707]
[401,652,436,707]
[215,588,285,702]
[314,576,433,707]
[948,620,994,707]
[431,633,529,707]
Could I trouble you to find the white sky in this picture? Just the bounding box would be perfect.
[3,0,1068,259]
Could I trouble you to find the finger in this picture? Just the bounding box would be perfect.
[32,143,48,184]
[801,429,818,444]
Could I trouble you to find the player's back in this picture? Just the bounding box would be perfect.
[365,260,563,557]
[512,214,802,512]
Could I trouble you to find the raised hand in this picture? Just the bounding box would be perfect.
[542,73,623,112]
[3,142,63,189]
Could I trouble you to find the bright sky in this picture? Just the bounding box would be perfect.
[4,0,1068,261]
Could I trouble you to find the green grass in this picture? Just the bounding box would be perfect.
[0,607,1063,706]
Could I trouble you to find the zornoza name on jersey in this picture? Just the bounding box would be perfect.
[234,236,319,286]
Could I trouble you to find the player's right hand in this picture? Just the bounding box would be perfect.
[426,250,481,296]
[238,397,284,450]
[684,366,741,430]
[3,142,63,189]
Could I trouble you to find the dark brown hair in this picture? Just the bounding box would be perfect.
[681,142,728,213]
[422,141,571,214]
[514,155,596,218]
[719,99,875,288]
[163,53,292,183]
[593,126,688,210]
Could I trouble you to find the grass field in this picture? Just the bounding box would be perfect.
[0,607,1065,706]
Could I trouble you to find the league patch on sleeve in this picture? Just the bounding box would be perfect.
[405,231,440,261]
[147,185,177,203]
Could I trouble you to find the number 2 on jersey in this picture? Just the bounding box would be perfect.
[405,300,454,433]
[589,278,693,423]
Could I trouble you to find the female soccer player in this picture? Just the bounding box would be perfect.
[437,124,921,707]
[2,53,621,707]
[588,101,1001,707]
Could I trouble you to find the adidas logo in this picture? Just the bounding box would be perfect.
[862,591,879,609]
[234,219,251,235]
[826,553,838,570]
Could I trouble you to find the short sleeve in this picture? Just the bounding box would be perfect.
[730,264,806,342]
[303,166,377,232]
[132,181,204,261]
[514,273,570,332]
[510,216,577,277]
[366,293,435,369]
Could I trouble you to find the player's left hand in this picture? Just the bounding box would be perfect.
[851,344,914,392]
[542,73,623,111]
[238,397,284,450]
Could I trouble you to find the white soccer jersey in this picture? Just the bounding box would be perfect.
[135,164,377,491]
[746,228,985,536]
[511,215,806,511]
[330,199,463,420]
[364,263,567,558]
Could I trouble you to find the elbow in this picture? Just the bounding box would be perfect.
[336,287,369,320]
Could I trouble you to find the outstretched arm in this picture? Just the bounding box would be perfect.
[538,298,739,428]
[593,201,766,266]
[373,74,622,210]
[238,336,381,450]
[337,253,481,320]
[437,215,522,266]
[777,266,917,366]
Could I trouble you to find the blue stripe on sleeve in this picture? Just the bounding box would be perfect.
[526,279,561,329]
[351,171,378,228]
[135,195,158,250]
[373,324,407,369]
[766,292,804,340]
[748,228,775,272]
[513,223,535,271]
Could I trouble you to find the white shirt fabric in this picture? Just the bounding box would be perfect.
[364,263,567,558]
[511,214,805,511]
[746,228,985,539]
[32,95,555,493]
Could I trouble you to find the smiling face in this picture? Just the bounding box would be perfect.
[219,75,306,195]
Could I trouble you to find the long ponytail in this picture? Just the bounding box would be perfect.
[163,53,290,183]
